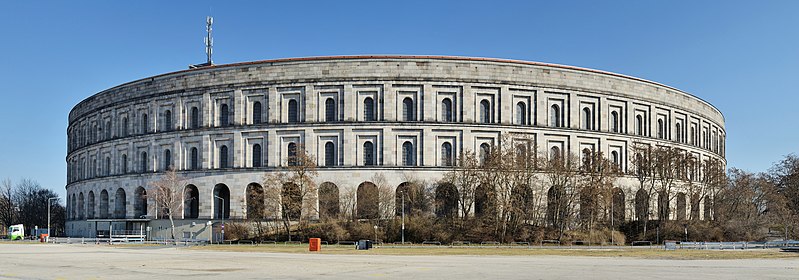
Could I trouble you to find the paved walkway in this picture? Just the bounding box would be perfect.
[0,244,797,279]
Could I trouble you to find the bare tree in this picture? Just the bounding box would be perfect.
[629,142,657,236]
[578,150,621,235]
[0,178,14,229]
[263,144,318,241]
[443,150,480,225]
[150,169,184,245]
[542,152,582,240]
[651,145,683,222]
[339,185,358,222]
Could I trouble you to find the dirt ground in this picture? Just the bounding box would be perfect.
[1,243,798,279]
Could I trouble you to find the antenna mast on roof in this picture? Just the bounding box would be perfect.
[189,16,214,69]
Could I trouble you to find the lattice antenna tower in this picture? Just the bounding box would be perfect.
[205,16,213,65]
[189,15,214,69]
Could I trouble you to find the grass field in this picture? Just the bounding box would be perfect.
[189,244,799,260]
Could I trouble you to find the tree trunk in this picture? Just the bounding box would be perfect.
[168,214,178,246]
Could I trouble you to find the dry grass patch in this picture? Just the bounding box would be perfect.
[188,244,799,260]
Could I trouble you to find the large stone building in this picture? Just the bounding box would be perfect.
[65,56,725,239]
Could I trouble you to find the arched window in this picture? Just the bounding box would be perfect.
[516,102,526,125]
[611,151,620,169]
[288,99,299,123]
[282,183,303,220]
[324,142,336,166]
[550,146,561,162]
[246,183,265,220]
[105,121,112,139]
[319,182,340,219]
[363,141,375,166]
[441,142,453,166]
[435,183,459,218]
[140,152,148,173]
[220,104,229,127]
[121,154,127,174]
[141,114,148,134]
[325,98,336,122]
[191,107,200,129]
[690,127,696,145]
[550,104,561,127]
[122,117,129,136]
[190,147,199,170]
[676,123,682,143]
[99,189,109,219]
[480,100,491,123]
[582,107,592,130]
[252,101,262,124]
[402,141,415,166]
[134,187,147,218]
[611,111,619,133]
[78,192,85,220]
[164,110,173,131]
[657,119,665,139]
[480,143,491,165]
[183,185,199,219]
[356,182,378,219]
[288,142,298,166]
[442,98,453,122]
[213,184,230,219]
[114,188,126,219]
[402,97,415,121]
[635,115,644,136]
[252,144,262,167]
[164,149,171,171]
[363,97,376,121]
[635,189,649,221]
[219,145,229,168]
[105,157,111,176]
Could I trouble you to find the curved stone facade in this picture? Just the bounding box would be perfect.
[65,56,725,238]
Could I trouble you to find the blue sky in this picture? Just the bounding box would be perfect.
[1,1,797,198]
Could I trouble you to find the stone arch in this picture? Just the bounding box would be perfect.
[435,183,459,218]
[635,188,649,221]
[133,187,147,218]
[611,187,625,223]
[246,183,265,220]
[213,184,231,219]
[87,191,95,219]
[114,188,126,219]
[395,182,413,216]
[183,185,199,219]
[282,182,302,220]
[78,192,85,220]
[676,192,687,221]
[474,184,495,217]
[71,193,76,220]
[579,186,597,226]
[511,184,533,222]
[99,189,109,219]
[357,181,378,219]
[547,186,566,227]
[658,190,669,220]
[319,182,340,220]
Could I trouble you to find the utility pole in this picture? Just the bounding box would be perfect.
[47,197,57,238]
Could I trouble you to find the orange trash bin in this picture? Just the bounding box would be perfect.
[309,238,321,251]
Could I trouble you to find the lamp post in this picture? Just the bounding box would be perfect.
[401,190,406,244]
[47,197,57,238]
[683,223,688,242]
[214,195,225,243]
